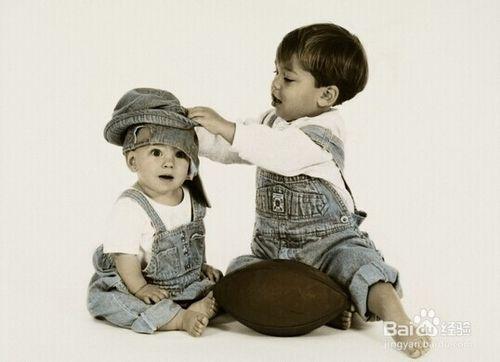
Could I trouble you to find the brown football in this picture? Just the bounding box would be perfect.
[214,259,349,336]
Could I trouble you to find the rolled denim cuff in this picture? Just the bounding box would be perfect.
[226,254,263,274]
[131,299,182,334]
[349,261,403,321]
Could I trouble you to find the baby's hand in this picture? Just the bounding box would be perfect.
[133,283,170,304]
[202,263,223,282]
[188,107,235,143]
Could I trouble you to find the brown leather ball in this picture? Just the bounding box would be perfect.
[214,259,349,336]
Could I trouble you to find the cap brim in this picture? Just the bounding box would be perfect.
[104,110,199,146]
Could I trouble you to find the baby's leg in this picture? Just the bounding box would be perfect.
[368,282,431,359]
[187,291,218,318]
[159,309,209,337]
[87,277,181,334]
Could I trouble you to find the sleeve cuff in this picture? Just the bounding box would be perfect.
[229,123,244,153]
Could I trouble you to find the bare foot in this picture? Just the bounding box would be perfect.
[388,319,432,359]
[181,310,209,336]
[327,304,354,330]
[366,283,433,359]
[159,309,209,337]
[188,291,218,319]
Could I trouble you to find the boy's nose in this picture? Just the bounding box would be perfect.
[272,76,281,90]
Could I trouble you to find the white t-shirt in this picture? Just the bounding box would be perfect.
[102,187,192,268]
[196,109,354,212]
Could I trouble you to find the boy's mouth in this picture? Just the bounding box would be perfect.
[271,94,282,106]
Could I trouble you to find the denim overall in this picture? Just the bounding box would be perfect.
[227,113,402,320]
[87,188,214,333]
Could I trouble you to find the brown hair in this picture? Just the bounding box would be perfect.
[276,23,368,105]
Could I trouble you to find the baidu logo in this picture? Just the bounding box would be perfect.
[384,308,471,337]
[413,309,440,336]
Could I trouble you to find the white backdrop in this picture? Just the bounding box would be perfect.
[1,1,498,361]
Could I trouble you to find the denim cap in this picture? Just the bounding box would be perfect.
[104,88,210,207]
[104,88,198,146]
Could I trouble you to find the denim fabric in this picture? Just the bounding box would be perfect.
[87,189,214,333]
[227,124,402,321]
[105,88,198,147]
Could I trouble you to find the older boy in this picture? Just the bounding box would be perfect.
[190,24,431,358]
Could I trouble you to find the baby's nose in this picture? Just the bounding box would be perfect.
[162,155,174,167]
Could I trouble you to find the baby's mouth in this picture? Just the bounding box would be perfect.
[159,175,174,181]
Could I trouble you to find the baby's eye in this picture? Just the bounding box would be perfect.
[175,150,188,159]
[151,149,162,157]
[284,77,293,82]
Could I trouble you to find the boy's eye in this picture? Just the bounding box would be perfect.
[274,68,292,82]
[175,150,187,159]
[151,149,162,157]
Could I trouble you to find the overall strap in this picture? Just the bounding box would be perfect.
[300,125,345,170]
[300,125,360,212]
[119,189,167,233]
[260,110,278,127]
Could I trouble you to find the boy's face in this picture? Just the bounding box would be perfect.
[127,144,190,200]
[271,55,325,121]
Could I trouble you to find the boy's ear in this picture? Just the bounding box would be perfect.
[126,152,137,172]
[317,85,339,108]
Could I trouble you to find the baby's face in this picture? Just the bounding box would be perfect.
[129,144,190,200]
[271,55,325,121]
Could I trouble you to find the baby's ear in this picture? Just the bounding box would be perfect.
[125,152,137,172]
[318,85,339,107]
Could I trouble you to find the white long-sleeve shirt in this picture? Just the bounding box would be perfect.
[196,109,354,212]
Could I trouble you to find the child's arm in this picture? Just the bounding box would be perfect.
[189,107,333,176]
[191,106,251,165]
[113,253,170,304]
[196,126,250,165]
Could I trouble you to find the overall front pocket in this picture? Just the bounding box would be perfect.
[150,247,181,280]
[256,184,327,220]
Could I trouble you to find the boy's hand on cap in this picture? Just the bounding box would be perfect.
[188,107,225,132]
[133,283,170,304]
[188,107,236,144]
